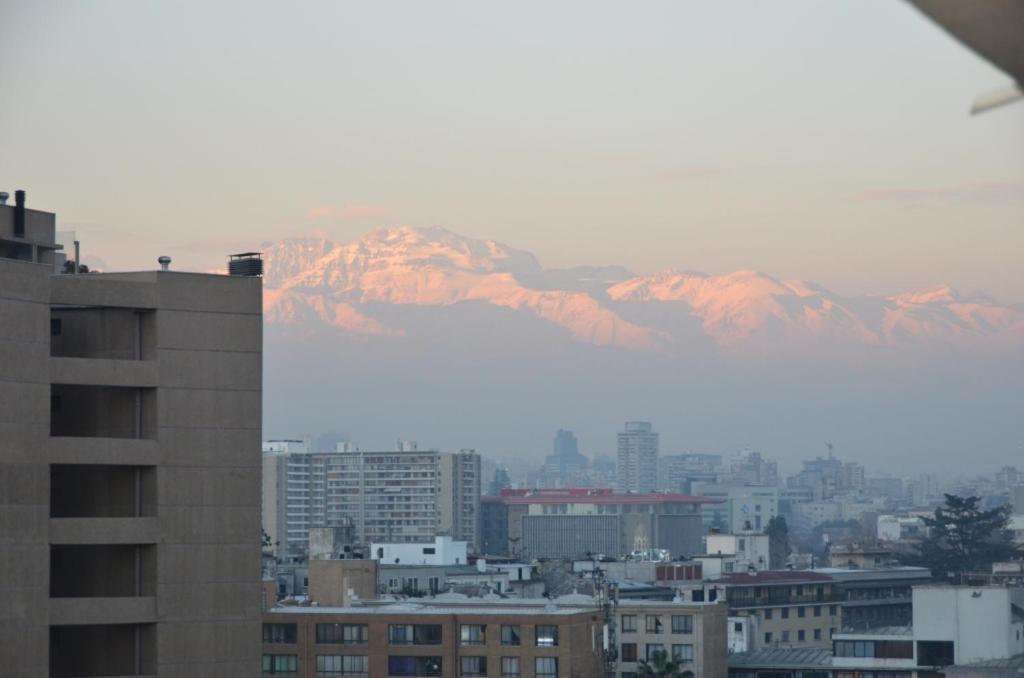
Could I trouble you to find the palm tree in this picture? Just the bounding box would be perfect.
[637,649,694,678]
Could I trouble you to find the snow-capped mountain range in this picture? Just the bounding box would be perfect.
[262,226,1023,353]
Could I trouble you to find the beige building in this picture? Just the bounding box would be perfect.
[0,194,263,676]
[262,596,604,677]
[614,600,728,678]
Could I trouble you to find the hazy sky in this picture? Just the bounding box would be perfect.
[2,1,1022,301]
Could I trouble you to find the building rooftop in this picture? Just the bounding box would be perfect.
[812,566,931,582]
[728,648,833,669]
[716,570,834,585]
[269,595,600,617]
[835,625,913,638]
[497,488,719,505]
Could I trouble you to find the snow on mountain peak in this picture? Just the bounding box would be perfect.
[262,227,1023,352]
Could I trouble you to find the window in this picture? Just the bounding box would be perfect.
[814,605,821,617]
[316,655,368,674]
[646,615,663,633]
[389,624,442,645]
[388,656,442,676]
[263,623,297,644]
[672,644,694,663]
[621,614,637,633]
[460,656,487,677]
[781,607,790,619]
[536,625,559,647]
[671,615,693,634]
[423,547,436,554]
[460,624,485,646]
[51,318,62,336]
[262,654,298,674]
[501,624,521,646]
[734,622,743,633]
[829,605,838,615]
[501,657,520,677]
[798,630,806,642]
[535,657,558,678]
[814,629,822,641]
[316,623,368,645]
[621,642,638,662]
[798,607,806,618]
[782,631,790,642]
[765,632,773,644]
[646,643,665,661]
[765,608,773,620]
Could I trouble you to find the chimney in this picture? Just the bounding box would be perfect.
[14,190,25,237]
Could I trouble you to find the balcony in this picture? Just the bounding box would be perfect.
[50,623,155,677]
[50,544,157,625]
[51,465,156,519]
[50,385,156,439]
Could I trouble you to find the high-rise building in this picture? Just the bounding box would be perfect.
[617,421,659,493]
[0,194,263,677]
[262,443,483,554]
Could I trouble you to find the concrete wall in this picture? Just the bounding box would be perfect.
[309,559,378,606]
[0,258,51,678]
[913,586,1022,664]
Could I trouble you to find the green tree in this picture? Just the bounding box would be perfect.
[765,515,791,569]
[905,494,1019,582]
[638,649,693,678]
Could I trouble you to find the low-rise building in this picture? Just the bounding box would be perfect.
[372,536,469,566]
[812,566,932,632]
[262,595,605,678]
[613,599,728,678]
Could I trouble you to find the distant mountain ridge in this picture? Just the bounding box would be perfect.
[262,226,1024,352]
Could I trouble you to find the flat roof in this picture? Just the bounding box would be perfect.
[502,492,719,506]
[715,570,834,585]
[728,648,833,669]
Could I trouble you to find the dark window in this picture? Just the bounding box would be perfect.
[389,624,442,645]
[621,642,637,662]
[798,606,806,618]
[51,318,62,336]
[781,607,790,619]
[460,656,487,677]
[263,623,297,644]
[814,629,822,641]
[423,547,436,554]
[316,623,368,644]
[262,654,298,674]
[798,630,806,642]
[671,615,693,634]
[501,624,520,646]
[621,615,637,633]
[814,605,822,617]
[388,656,442,676]
[917,641,955,667]
[765,632,773,644]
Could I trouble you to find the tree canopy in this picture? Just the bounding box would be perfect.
[905,494,1019,582]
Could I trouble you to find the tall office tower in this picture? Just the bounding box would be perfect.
[437,449,482,550]
[0,193,263,677]
[617,421,659,493]
[262,439,315,559]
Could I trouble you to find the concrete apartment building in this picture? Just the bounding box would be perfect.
[0,193,263,676]
[491,488,713,560]
[617,421,659,493]
[263,443,482,557]
[262,597,604,677]
[614,600,728,678]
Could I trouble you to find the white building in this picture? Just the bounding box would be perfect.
[371,536,468,566]
[913,585,1024,665]
[690,484,780,533]
[697,532,771,578]
[617,421,659,493]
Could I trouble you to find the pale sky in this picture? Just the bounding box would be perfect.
[2,0,1022,301]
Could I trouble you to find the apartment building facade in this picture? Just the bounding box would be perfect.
[617,421,659,493]
[261,598,604,677]
[0,195,263,676]
[613,600,728,678]
[263,444,482,556]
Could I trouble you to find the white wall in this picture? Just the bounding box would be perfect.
[371,536,468,566]
[913,586,1020,664]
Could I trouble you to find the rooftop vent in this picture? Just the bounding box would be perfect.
[228,252,263,277]
[158,256,171,271]
[0,192,8,206]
